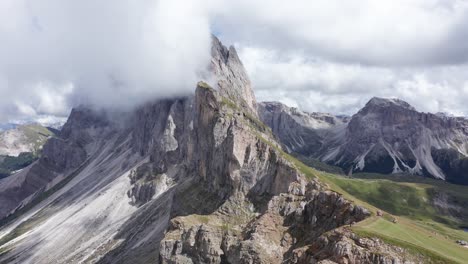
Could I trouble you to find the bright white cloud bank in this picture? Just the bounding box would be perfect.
[0,0,213,121]
[1,0,468,122]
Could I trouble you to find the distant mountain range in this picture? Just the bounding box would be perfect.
[0,124,58,157]
[0,116,66,132]
[259,97,468,185]
[0,124,58,179]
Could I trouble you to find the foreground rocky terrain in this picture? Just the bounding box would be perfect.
[0,37,431,263]
[259,98,468,185]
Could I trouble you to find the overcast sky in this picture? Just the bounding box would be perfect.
[1,0,468,123]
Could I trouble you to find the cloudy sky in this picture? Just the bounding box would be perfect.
[1,0,468,123]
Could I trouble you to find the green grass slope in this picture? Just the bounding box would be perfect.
[311,171,468,263]
[271,147,468,263]
[354,217,467,264]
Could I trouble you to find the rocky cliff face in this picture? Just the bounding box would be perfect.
[335,97,468,179]
[0,37,420,264]
[260,98,468,185]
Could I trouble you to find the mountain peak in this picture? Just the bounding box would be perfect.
[365,97,416,111]
[210,35,257,115]
[211,35,241,65]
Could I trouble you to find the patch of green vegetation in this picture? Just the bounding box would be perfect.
[0,152,36,179]
[1,152,35,171]
[0,124,56,179]
[243,111,270,133]
[353,218,468,264]
[354,172,468,200]
[0,168,10,179]
[296,155,345,175]
[221,223,231,231]
[326,176,444,221]
[342,173,468,227]
[197,215,210,224]
[197,81,213,90]
[413,220,468,242]
[220,97,239,110]
[19,124,55,155]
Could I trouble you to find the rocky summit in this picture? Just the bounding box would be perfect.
[259,97,468,185]
[0,36,438,264]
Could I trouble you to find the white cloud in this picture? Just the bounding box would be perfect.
[2,0,468,122]
[215,0,468,66]
[240,46,468,116]
[0,0,214,122]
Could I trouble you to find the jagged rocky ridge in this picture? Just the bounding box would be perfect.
[259,98,468,185]
[0,36,425,264]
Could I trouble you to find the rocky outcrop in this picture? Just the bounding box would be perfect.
[156,96,376,263]
[192,84,297,199]
[159,175,375,264]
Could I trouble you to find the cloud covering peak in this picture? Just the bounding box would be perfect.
[0,0,214,122]
[2,0,468,121]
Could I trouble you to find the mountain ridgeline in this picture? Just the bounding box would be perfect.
[0,36,452,264]
[0,124,57,178]
[259,98,468,185]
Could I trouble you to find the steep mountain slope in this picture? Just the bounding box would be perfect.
[260,98,468,185]
[0,37,431,264]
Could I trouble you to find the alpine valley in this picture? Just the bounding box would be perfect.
[0,36,468,264]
